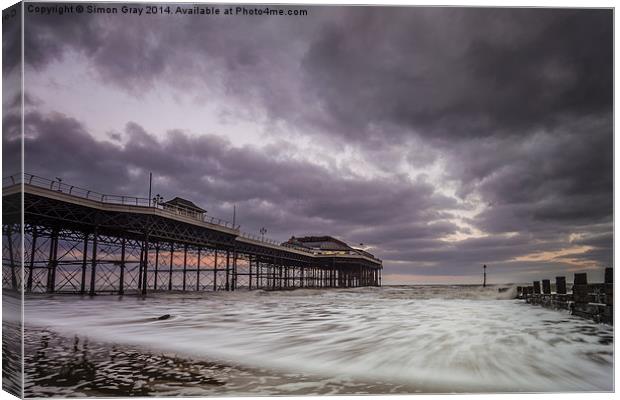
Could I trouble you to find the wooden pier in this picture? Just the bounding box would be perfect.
[2,174,383,295]
[516,268,613,325]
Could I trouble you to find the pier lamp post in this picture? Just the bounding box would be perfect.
[483,264,487,287]
[260,227,267,241]
[153,194,164,208]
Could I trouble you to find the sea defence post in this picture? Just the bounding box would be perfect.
[516,268,613,325]
[2,174,383,295]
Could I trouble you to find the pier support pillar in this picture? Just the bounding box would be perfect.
[196,247,201,291]
[168,243,174,291]
[182,244,188,291]
[6,226,17,290]
[89,228,98,296]
[213,249,218,291]
[154,243,160,291]
[225,250,230,291]
[80,233,88,294]
[46,229,58,293]
[119,237,126,295]
[27,228,37,292]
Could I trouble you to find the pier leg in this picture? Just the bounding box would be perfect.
[213,249,218,291]
[225,250,230,291]
[169,243,174,291]
[182,244,188,291]
[6,226,17,290]
[80,233,88,294]
[141,234,149,295]
[278,263,283,289]
[196,247,201,291]
[47,229,58,293]
[272,257,276,290]
[89,228,98,296]
[232,251,238,291]
[27,228,37,292]
[154,244,159,291]
[138,248,143,290]
[119,237,125,295]
[249,255,253,290]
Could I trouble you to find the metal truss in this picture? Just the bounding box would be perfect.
[2,188,383,295]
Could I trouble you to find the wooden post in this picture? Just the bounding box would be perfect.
[542,279,551,294]
[572,272,588,304]
[574,273,588,285]
[605,268,613,284]
[89,228,98,296]
[556,276,566,294]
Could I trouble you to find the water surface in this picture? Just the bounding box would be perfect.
[13,285,614,395]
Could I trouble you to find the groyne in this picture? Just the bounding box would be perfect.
[517,268,613,325]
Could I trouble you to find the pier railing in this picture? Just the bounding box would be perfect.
[3,173,319,253]
[6,173,236,229]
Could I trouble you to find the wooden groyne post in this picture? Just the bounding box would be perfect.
[517,268,613,325]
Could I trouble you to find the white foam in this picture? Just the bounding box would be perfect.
[23,285,613,392]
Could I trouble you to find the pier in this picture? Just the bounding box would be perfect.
[516,268,613,325]
[2,174,382,295]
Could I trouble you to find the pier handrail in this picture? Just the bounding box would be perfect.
[237,231,315,254]
[4,173,380,260]
[4,173,236,229]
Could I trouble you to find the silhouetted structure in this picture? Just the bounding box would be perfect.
[2,174,383,296]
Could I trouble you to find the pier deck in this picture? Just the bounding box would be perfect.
[2,174,382,295]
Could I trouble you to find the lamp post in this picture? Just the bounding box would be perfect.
[483,264,487,287]
[260,227,267,241]
[153,194,164,208]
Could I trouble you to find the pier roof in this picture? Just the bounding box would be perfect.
[162,197,206,213]
[285,236,353,251]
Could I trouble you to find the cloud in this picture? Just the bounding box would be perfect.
[15,6,613,282]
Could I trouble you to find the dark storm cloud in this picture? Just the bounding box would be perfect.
[17,5,613,280]
[2,4,21,75]
[13,109,465,250]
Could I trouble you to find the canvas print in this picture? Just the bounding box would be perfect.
[1,1,614,397]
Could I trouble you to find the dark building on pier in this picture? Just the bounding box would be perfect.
[162,197,207,219]
[284,236,375,258]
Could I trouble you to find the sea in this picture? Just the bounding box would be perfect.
[2,285,614,396]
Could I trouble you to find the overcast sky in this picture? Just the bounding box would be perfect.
[3,5,613,284]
